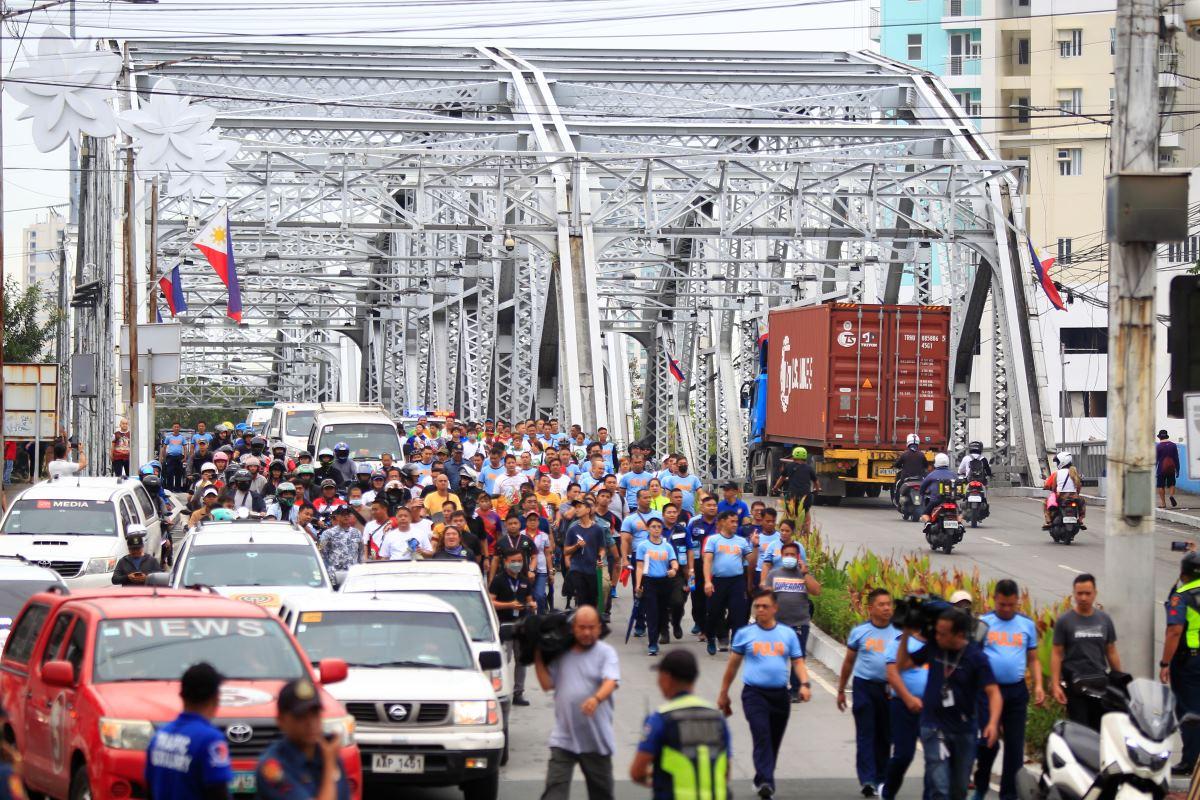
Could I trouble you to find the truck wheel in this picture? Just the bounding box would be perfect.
[462,771,500,800]
[70,764,92,800]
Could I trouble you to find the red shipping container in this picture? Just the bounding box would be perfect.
[765,303,950,450]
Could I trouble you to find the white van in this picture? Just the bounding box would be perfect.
[279,593,504,800]
[0,478,166,586]
[265,401,321,456]
[306,403,404,470]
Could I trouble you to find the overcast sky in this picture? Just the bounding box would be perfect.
[1,0,874,273]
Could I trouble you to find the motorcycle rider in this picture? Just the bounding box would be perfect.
[1043,452,1086,530]
[771,446,819,534]
[227,469,266,515]
[267,482,301,523]
[112,526,162,585]
[892,434,929,505]
[352,462,373,495]
[957,441,993,485]
[313,447,341,487]
[918,453,958,523]
[331,441,357,486]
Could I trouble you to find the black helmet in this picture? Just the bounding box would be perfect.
[1183,550,1200,577]
[233,469,252,484]
[251,436,267,449]
[968,441,983,455]
[140,474,162,494]
[218,444,235,455]
[269,460,286,474]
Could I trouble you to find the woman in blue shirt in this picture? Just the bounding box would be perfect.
[635,518,679,656]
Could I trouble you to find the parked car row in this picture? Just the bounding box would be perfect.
[0,477,512,800]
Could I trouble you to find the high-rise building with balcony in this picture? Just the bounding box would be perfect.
[20,213,66,293]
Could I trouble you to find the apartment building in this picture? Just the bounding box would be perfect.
[19,213,66,293]
[874,0,1199,455]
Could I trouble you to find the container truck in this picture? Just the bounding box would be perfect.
[745,303,951,501]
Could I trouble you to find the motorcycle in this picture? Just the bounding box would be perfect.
[1017,674,1188,800]
[1049,495,1085,544]
[961,480,990,528]
[924,495,964,554]
[895,476,923,522]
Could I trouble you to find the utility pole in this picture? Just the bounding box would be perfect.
[1105,0,1160,676]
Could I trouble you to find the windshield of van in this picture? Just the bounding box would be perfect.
[2,499,117,536]
[316,424,401,461]
[181,544,327,588]
[293,610,473,669]
[285,410,315,438]
[376,589,494,642]
[93,617,306,682]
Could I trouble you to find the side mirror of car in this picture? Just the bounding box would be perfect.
[318,658,348,685]
[498,622,516,642]
[331,570,347,590]
[145,572,171,588]
[43,660,74,687]
[478,650,503,671]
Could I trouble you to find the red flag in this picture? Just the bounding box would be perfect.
[1028,240,1066,311]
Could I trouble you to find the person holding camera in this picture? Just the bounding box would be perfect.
[973,580,1043,800]
[717,589,811,800]
[837,588,899,797]
[491,550,536,707]
[1050,573,1121,730]
[896,608,1001,800]
[534,606,621,800]
[881,626,929,800]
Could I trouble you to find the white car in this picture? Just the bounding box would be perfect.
[162,520,335,612]
[306,403,405,471]
[0,556,67,648]
[264,401,321,457]
[338,560,517,762]
[279,593,504,800]
[0,477,167,586]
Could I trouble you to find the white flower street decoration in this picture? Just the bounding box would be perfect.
[166,131,239,199]
[117,78,217,177]
[4,28,121,153]
[5,33,238,198]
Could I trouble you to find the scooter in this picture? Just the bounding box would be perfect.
[924,497,964,554]
[962,480,990,528]
[1049,496,1085,544]
[895,476,923,522]
[1017,675,1185,800]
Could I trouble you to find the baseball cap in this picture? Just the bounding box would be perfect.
[334,504,354,515]
[202,487,219,498]
[277,678,323,716]
[949,590,973,605]
[652,650,699,683]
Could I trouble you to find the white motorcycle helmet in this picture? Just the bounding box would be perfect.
[1057,451,1073,467]
[906,433,920,447]
[934,453,950,469]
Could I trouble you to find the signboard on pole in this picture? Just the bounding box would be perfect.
[119,322,182,386]
[2,363,58,440]
[1185,393,1200,480]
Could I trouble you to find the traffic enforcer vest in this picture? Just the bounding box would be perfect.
[654,694,729,800]
[1176,577,1200,650]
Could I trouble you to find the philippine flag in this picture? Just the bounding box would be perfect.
[667,353,686,384]
[192,206,242,322]
[1027,239,1066,311]
[156,264,188,318]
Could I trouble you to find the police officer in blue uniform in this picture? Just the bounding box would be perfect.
[631,649,731,800]
[837,588,900,797]
[256,678,349,800]
[145,662,232,800]
[973,580,1044,800]
[1160,551,1200,777]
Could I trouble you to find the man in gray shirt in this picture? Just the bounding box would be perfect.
[1051,572,1121,729]
[764,540,822,702]
[534,605,621,799]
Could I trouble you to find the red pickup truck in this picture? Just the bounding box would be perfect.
[0,587,361,800]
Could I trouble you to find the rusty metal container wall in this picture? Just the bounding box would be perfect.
[887,306,951,450]
[764,304,951,450]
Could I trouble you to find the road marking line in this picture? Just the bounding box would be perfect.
[809,669,838,697]
[981,536,1010,547]
[1057,564,1083,574]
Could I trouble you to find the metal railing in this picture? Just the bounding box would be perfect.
[946,55,982,76]
[1057,440,1107,485]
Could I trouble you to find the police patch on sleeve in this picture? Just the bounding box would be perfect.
[261,758,284,784]
[208,739,231,768]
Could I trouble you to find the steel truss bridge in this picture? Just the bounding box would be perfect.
[70,44,1056,486]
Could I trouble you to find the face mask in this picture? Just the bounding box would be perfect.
[678,465,688,474]
[279,497,295,507]
[350,498,364,506]
[781,556,799,570]
[506,561,523,575]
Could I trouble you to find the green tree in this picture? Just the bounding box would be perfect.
[3,279,61,363]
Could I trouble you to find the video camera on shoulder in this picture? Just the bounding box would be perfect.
[892,594,989,644]
[510,611,611,666]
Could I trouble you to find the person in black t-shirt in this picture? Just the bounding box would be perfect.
[490,551,535,706]
[773,447,819,533]
[490,513,537,583]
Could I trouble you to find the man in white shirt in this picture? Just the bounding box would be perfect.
[47,442,87,480]
[406,500,437,552]
[361,498,394,560]
[378,507,434,560]
[547,458,571,496]
[496,455,532,505]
